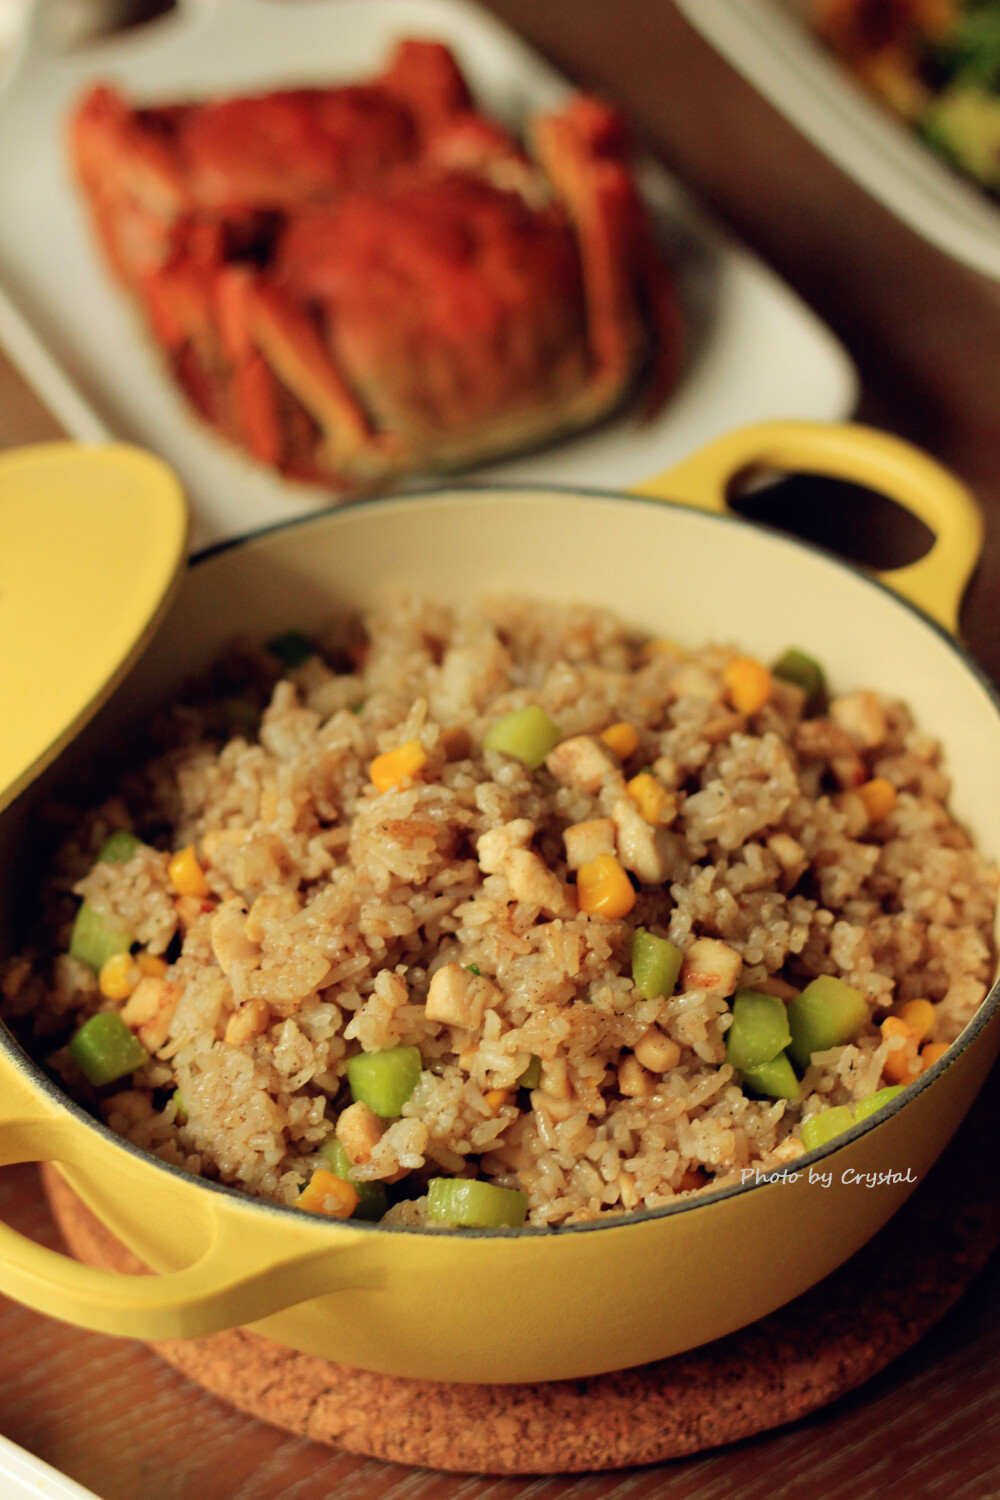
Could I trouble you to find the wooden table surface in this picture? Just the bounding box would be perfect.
[3,2,1000,1495]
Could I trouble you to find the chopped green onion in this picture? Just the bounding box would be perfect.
[68,1013,148,1087]
[631,928,683,1001]
[516,1055,541,1090]
[345,1045,422,1119]
[741,1050,800,1102]
[483,706,561,770]
[172,1088,188,1124]
[772,648,826,713]
[68,902,132,974]
[464,964,481,976]
[725,991,792,1072]
[99,831,141,864]
[852,1085,904,1124]
[800,1105,856,1152]
[787,976,868,1069]
[350,701,365,716]
[320,1137,389,1221]
[268,630,316,670]
[427,1178,528,1228]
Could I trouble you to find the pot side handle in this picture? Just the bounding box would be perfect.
[630,421,982,635]
[0,1048,370,1340]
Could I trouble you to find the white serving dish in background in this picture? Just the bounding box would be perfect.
[677,0,1000,282]
[0,0,854,547]
[0,1432,99,1500]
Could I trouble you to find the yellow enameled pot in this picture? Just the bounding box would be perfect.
[0,421,997,1385]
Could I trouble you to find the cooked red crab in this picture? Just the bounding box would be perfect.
[70,41,680,491]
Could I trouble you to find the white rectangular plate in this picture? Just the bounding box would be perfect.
[0,0,855,547]
[677,0,1000,283]
[0,1432,99,1500]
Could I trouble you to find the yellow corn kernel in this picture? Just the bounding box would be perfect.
[483,1088,512,1114]
[298,1168,359,1219]
[857,777,897,824]
[137,952,168,979]
[722,657,772,715]
[921,1041,949,1071]
[894,998,936,1044]
[880,1016,920,1084]
[369,739,427,794]
[168,845,210,899]
[98,952,139,1001]
[599,722,640,759]
[576,853,636,920]
[625,772,676,826]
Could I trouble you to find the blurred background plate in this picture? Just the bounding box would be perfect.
[677,0,1000,283]
[0,0,855,547]
[0,1431,100,1499]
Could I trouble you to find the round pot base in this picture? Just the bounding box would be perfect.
[40,1092,999,1476]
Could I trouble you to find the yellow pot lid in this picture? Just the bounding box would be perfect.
[0,443,188,815]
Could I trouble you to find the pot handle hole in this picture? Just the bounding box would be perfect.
[0,1049,370,1340]
[630,420,982,636]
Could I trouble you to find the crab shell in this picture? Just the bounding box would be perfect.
[70,41,680,491]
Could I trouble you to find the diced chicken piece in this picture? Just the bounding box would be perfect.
[121,975,180,1052]
[245,888,300,943]
[224,997,271,1046]
[681,938,742,996]
[612,796,673,883]
[767,832,807,879]
[502,848,572,917]
[652,754,682,789]
[544,735,617,794]
[425,961,502,1028]
[670,664,720,701]
[563,817,616,870]
[618,1054,656,1097]
[210,896,259,975]
[335,1099,385,1165]
[476,818,535,875]
[634,1025,681,1073]
[830,691,888,750]
[794,718,866,789]
[834,790,869,839]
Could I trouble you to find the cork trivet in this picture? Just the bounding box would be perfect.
[41,1086,999,1475]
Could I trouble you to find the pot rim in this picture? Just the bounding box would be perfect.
[5,477,999,1238]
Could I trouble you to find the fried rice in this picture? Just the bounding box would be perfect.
[3,596,997,1228]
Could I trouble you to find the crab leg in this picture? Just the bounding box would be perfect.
[531,97,679,417]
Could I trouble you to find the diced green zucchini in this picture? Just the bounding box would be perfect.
[68,902,132,974]
[345,1045,422,1119]
[631,928,683,1001]
[482,706,561,770]
[741,1050,800,1102]
[800,1105,855,1153]
[852,1085,904,1124]
[268,630,316,670]
[771,648,827,713]
[427,1178,528,1228]
[320,1137,389,1221]
[68,1013,148,1087]
[99,831,142,864]
[172,1088,188,1124]
[725,990,792,1072]
[516,1055,541,1090]
[787,976,868,1069]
